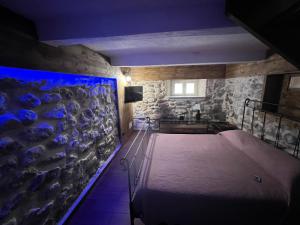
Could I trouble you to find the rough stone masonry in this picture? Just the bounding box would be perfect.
[0,78,119,225]
[132,79,226,129]
[132,76,299,153]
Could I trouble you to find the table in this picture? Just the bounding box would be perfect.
[159,119,237,134]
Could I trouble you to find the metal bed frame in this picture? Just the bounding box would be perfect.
[241,98,300,158]
[120,117,152,225]
[121,99,300,225]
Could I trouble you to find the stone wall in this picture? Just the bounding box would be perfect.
[223,74,299,154]
[0,74,119,225]
[224,54,300,154]
[0,19,133,225]
[279,75,300,119]
[0,29,133,144]
[226,54,297,78]
[223,75,265,126]
[132,79,226,129]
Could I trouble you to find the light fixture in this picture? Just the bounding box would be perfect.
[125,75,132,82]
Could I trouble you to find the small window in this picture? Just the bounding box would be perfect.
[169,79,207,97]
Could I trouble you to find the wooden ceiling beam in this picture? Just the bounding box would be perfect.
[126,65,226,81]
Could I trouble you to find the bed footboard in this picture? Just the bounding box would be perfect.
[120,117,152,225]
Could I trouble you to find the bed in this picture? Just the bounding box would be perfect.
[122,99,300,225]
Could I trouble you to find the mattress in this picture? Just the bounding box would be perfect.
[132,130,300,225]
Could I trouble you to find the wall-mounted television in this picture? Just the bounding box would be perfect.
[125,86,143,103]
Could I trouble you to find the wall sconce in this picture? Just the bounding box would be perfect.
[125,75,132,82]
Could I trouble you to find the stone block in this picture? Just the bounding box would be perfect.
[52,134,68,146]
[21,145,45,167]
[22,208,40,225]
[21,122,54,142]
[66,154,78,165]
[38,201,54,217]
[16,109,38,125]
[89,85,101,97]
[106,94,112,103]
[84,108,94,118]
[0,137,22,154]
[43,218,55,225]
[67,139,80,153]
[67,114,77,127]
[0,156,18,174]
[78,142,93,153]
[0,192,24,220]
[89,98,100,111]
[56,191,72,209]
[47,152,66,162]
[46,167,61,181]
[45,182,61,199]
[60,167,74,181]
[56,120,68,133]
[283,133,297,145]
[75,87,88,99]
[2,217,17,225]
[0,78,22,89]
[19,93,41,108]
[43,104,67,119]
[66,101,80,115]
[41,93,62,104]
[78,115,90,130]
[28,171,47,192]
[0,92,8,114]
[21,202,53,225]
[59,88,74,99]
[15,168,38,186]
[0,113,22,131]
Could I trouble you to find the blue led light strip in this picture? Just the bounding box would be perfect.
[0,66,117,91]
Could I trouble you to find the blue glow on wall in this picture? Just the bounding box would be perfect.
[0,66,117,91]
[0,65,121,224]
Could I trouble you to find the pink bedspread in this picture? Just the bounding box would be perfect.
[132,130,300,225]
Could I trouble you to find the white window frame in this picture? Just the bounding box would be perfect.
[168,79,207,97]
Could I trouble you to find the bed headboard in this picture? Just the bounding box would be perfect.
[241,98,300,158]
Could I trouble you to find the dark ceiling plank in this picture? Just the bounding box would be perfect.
[0,5,37,39]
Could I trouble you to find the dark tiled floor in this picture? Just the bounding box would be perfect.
[67,133,144,225]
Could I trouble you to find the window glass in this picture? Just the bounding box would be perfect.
[186,83,195,94]
[169,79,207,97]
[174,83,183,94]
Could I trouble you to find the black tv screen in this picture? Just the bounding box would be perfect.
[125,86,143,103]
